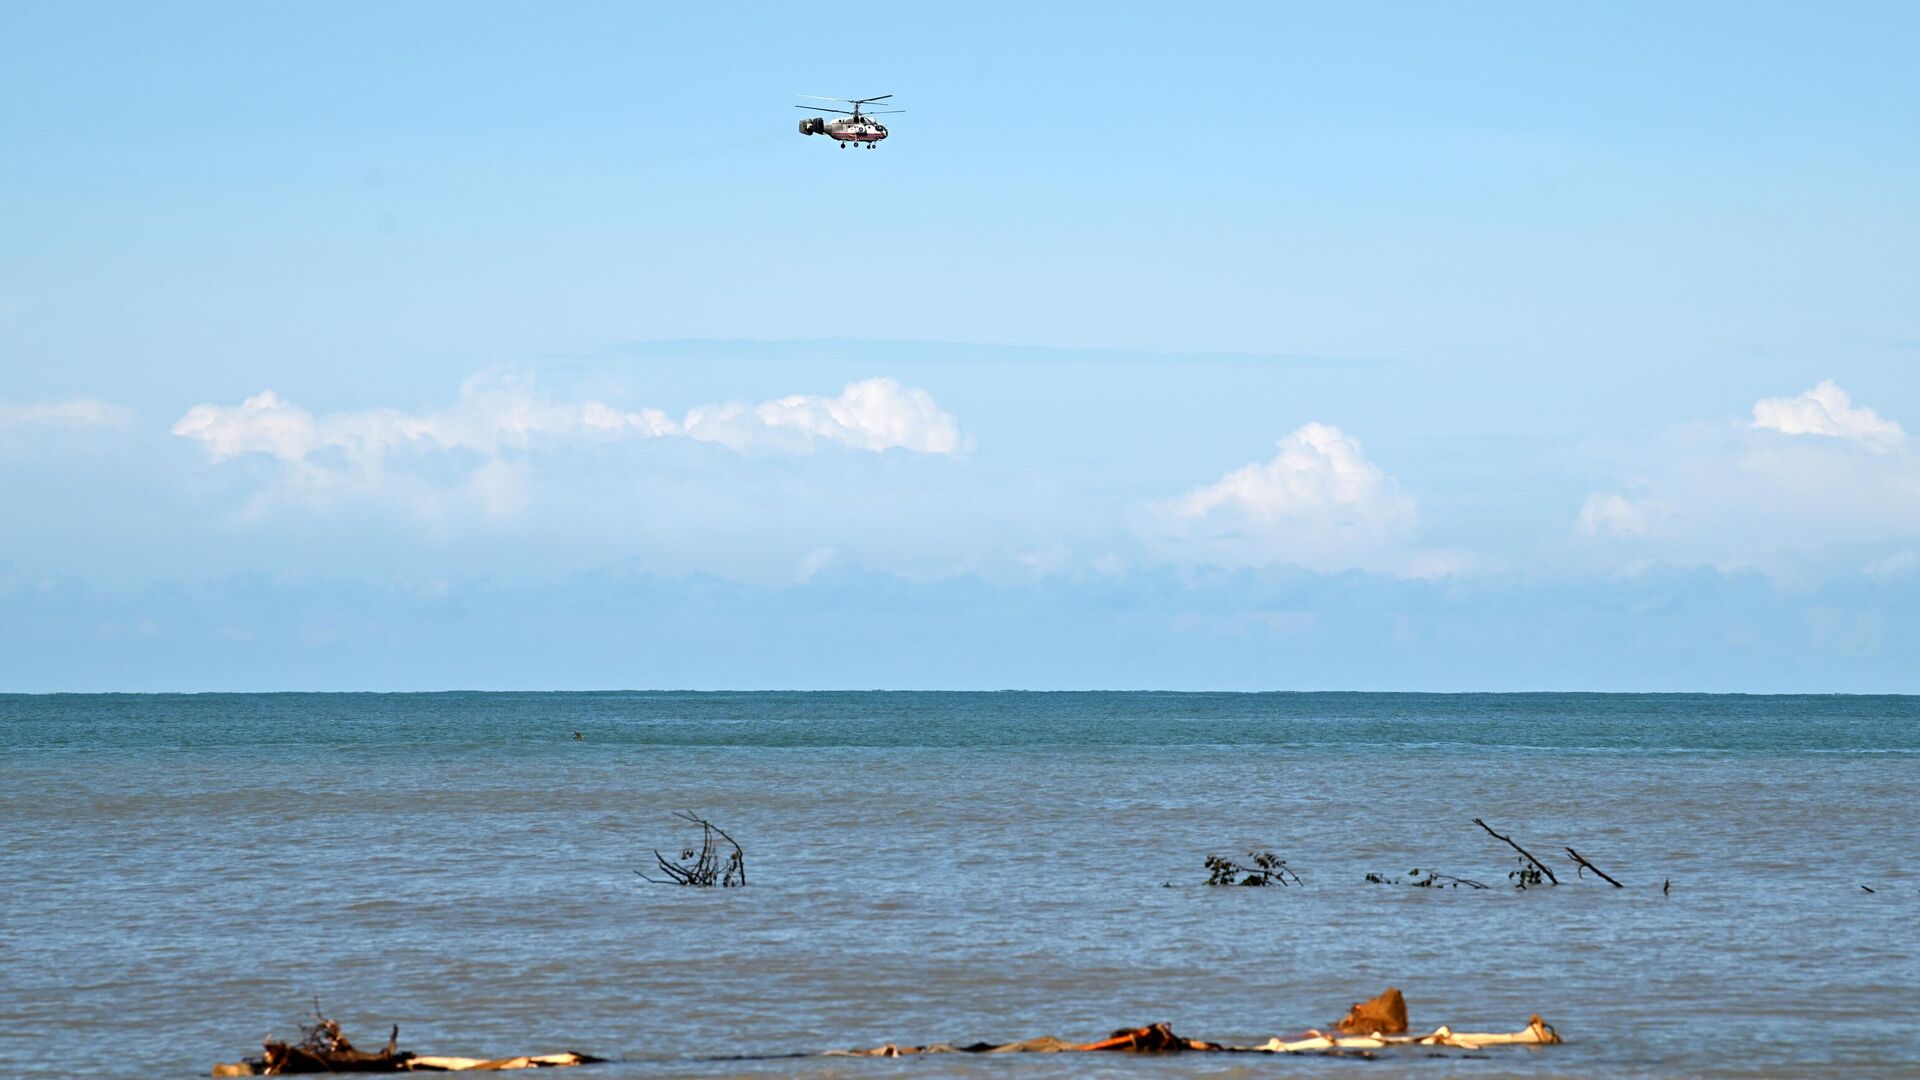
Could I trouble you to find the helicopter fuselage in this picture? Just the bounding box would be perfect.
[797,96,898,148]
[801,116,886,143]
[827,118,886,143]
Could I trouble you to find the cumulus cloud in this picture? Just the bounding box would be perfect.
[1752,380,1905,450]
[0,398,131,428]
[172,372,965,511]
[1153,422,1418,571]
[1578,381,1920,572]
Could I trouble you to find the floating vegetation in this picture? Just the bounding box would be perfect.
[1507,856,1546,889]
[1204,850,1301,886]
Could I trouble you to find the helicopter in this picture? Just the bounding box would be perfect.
[796,94,902,149]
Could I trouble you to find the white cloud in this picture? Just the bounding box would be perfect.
[1154,422,1418,571]
[1576,493,1650,537]
[682,377,966,455]
[1578,382,1920,572]
[171,373,677,477]
[0,398,131,428]
[1752,380,1905,450]
[173,373,966,509]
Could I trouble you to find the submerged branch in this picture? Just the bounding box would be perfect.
[1564,846,1624,887]
[1471,818,1559,886]
[636,811,747,887]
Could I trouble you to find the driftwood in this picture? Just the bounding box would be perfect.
[1472,818,1559,886]
[1564,846,1624,887]
[807,989,1560,1059]
[637,811,746,887]
[212,1005,600,1075]
[246,1001,409,1074]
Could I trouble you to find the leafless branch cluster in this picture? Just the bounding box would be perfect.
[1204,850,1302,886]
[637,811,747,888]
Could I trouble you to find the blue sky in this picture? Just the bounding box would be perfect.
[3,2,1918,690]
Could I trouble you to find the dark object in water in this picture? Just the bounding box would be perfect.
[211,1005,599,1075]
[1204,850,1301,886]
[1472,818,1560,886]
[636,811,746,887]
[1365,868,1490,889]
[260,1018,402,1073]
[1565,846,1625,887]
[823,1022,1219,1057]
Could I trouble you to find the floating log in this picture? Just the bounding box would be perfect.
[813,989,1559,1059]
[211,1009,599,1075]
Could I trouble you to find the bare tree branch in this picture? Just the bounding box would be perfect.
[1472,818,1559,885]
[1564,846,1624,887]
[636,812,747,887]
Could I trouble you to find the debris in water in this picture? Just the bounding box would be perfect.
[636,811,747,888]
[801,989,1559,1059]
[1336,987,1408,1035]
[210,1002,599,1075]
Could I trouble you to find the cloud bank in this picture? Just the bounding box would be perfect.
[1153,422,1417,571]
[172,373,966,508]
[1577,381,1920,569]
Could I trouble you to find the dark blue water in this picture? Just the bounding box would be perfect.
[2,692,1916,1077]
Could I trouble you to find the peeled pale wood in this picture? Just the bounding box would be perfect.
[818,991,1561,1059]
[407,1053,598,1071]
[1253,1014,1561,1052]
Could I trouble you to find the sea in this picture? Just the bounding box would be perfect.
[1,692,1916,1078]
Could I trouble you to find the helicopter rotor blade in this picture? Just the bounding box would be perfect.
[865,109,905,114]
[799,94,895,104]
[794,105,856,114]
